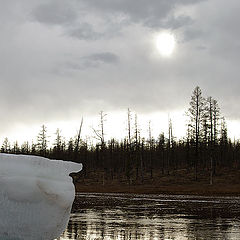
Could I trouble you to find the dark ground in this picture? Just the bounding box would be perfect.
[75,168,240,196]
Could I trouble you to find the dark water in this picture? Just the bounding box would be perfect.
[59,193,240,240]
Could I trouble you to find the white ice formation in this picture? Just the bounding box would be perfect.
[0,153,82,240]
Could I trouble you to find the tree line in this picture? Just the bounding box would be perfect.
[1,86,239,184]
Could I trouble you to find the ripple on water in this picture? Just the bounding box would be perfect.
[59,193,240,240]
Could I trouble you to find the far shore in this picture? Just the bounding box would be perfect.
[75,168,240,196]
[76,183,240,196]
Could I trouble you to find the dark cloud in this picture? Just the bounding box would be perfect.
[161,15,193,30]
[32,1,77,25]
[63,52,119,70]
[69,23,103,40]
[182,28,204,42]
[82,0,205,28]
[31,0,203,39]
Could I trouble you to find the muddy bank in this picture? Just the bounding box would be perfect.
[75,168,240,196]
[76,182,240,196]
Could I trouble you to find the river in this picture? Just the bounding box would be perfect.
[59,193,240,240]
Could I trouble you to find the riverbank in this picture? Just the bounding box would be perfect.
[76,182,240,196]
[75,168,240,196]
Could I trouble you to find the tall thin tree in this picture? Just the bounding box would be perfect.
[188,86,205,180]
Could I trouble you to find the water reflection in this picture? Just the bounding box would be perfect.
[59,193,240,240]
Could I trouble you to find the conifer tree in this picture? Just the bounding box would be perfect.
[37,125,48,156]
[188,86,205,180]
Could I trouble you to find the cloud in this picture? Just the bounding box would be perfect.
[64,52,119,70]
[82,0,204,28]
[69,23,103,40]
[30,0,204,41]
[32,1,77,25]
[1,0,240,141]
[85,52,119,64]
[162,15,193,30]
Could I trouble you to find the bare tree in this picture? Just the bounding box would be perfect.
[127,108,132,146]
[74,117,84,155]
[134,114,140,180]
[148,120,153,178]
[220,117,228,144]
[54,129,62,150]
[206,97,214,185]
[134,113,139,147]
[167,117,173,175]
[93,111,107,148]
[188,86,205,180]
[125,108,133,184]
[92,111,107,185]
[212,99,220,145]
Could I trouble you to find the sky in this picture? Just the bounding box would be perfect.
[1,0,240,145]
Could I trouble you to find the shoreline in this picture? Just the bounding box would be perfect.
[75,183,240,197]
[75,168,240,197]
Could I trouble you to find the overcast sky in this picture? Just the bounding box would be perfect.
[1,0,240,143]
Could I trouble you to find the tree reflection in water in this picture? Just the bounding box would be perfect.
[58,193,240,240]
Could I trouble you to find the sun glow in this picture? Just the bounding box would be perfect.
[156,32,176,57]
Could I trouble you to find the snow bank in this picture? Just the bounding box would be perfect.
[0,153,82,240]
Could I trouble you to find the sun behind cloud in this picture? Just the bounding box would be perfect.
[156,32,176,57]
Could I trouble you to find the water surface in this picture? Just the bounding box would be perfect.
[59,193,240,239]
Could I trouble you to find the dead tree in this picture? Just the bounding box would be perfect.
[148,120,153,179]
[93,111,107,184]
[188,86,205,180]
